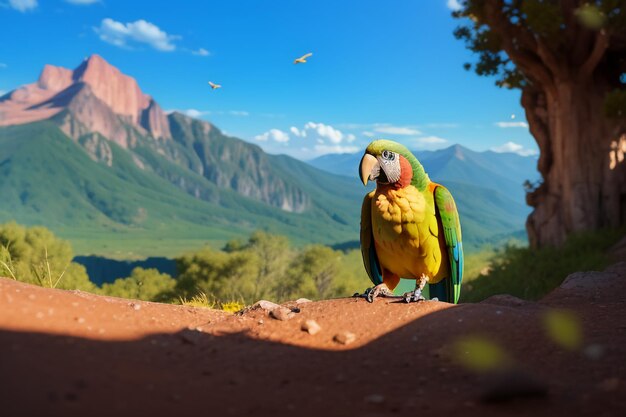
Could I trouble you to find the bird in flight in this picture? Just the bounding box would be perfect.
[208,81,221,90]
[294,52,313,64]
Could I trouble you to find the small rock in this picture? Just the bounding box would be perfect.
[253,300,282,312]
[364,394,385,404]
[333,331,356,345]
[75,317,85,324]
[295,298,312,304]
[130,303,141,311]
[270,307,295,321]
[258,319,264,325]
[301,319,321,335]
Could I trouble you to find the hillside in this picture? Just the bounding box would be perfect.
[0,121,361,256]
[1,262,625,416]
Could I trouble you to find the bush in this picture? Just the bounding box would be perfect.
[0,222,94,291]
[461,229,622,302]
[100,267,176,302]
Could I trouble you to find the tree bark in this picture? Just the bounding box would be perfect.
[524,80,626,247]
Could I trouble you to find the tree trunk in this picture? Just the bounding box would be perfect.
[523,81,626,247]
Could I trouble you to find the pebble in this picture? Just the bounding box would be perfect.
[295,298,312,304]
[75,317,85,324]
[333,331,356,345]
[301,319,321,335]
[130,303,141,311]
[270,307,295,321]
[253,300,282,312]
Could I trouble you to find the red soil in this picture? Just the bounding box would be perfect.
[1,263,625,417]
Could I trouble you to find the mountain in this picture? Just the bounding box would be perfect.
[309,144,542,246]
[0,55,365,255]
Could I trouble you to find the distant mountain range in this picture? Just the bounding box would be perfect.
[309,145,541,246]
[0,55,539,256]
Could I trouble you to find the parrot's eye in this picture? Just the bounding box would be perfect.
[381,150,395,161]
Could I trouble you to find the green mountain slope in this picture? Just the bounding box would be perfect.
[0,122,361,257]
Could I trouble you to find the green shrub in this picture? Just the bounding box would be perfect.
[0,222,94,291]
[462,229,622,302]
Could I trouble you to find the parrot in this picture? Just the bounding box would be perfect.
[358,139,463,304]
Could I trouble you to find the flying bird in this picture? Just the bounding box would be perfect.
[358,139,464,304]
[208,81,221,90]
[293,52,313,64]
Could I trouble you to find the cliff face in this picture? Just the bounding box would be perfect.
[0,55,170,142]
[0,55,310,213]
[169,113,310,213]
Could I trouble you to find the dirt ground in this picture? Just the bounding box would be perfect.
[1,262,625,417]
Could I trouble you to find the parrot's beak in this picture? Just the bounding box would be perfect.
[359,153,379,186]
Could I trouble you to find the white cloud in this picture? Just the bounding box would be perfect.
[166,108,210,118]
[446,0,462,11]
[182,109,209,118]
[64,0,99,4]
[8,0,37,12]
[290,126,305,137]
[495,121,529,128]
[192,48,210,56]
[95,18,179,51]
[362,131,375,138]
[374,126,422,136]
[257,121,355,153]
[254,129,290,143]
[304,122,345,144]
[229,110,248,116]
[491,141,538,156]
[0,63,6,68]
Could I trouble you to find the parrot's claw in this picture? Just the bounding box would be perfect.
[402,289,426,303]
[354,285,395,303]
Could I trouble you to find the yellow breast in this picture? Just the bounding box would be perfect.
[370,185,448,282]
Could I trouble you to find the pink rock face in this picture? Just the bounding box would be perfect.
[38,65,73,91]
[0,54,171,140]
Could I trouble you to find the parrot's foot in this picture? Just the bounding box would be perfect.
[402,274,430,303]
[402,288,426,303]
[353,284,395,303]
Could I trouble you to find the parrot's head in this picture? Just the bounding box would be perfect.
[359,139,429,190]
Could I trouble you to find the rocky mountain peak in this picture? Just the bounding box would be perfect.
[0,55,170,140]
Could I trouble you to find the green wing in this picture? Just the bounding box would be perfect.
[360,193,383,286]
[433,185,464,304]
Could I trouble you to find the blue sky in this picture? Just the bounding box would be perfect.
[0,0,537,159]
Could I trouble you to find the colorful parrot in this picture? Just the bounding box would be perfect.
[358,139,463,304]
